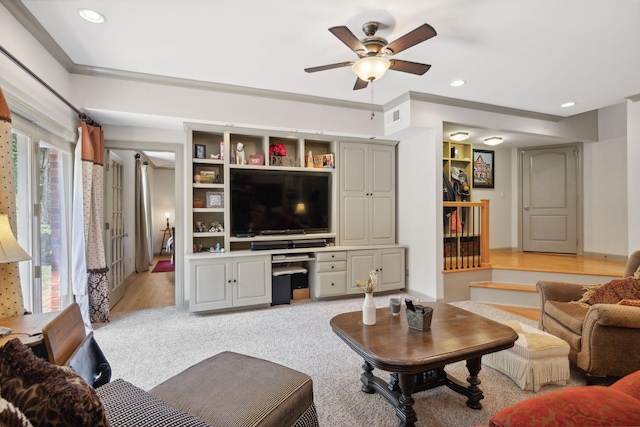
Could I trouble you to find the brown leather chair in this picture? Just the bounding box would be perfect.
[537,251,640,382]
[42,302,111,387]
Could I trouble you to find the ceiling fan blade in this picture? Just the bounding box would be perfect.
[329,26,367,53]
[389,59,432,75]
[385,23,437,55]
[353,78,369,90]
[304,61,354,73]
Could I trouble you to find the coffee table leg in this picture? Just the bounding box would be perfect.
[465,357,484,409]
[361,361,376,393]
[396,373,418,427]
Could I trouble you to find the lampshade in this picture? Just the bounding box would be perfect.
[0,214,31,264]
[295,203,307,215]
[450,132,469,141]
[484,136,503,146]
[352,56,391,82]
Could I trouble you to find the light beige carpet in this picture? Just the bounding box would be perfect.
[94,297,586,426]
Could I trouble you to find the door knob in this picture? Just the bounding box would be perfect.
[524,206,529,210]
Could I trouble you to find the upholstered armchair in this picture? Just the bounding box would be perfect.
[537,250,640,382]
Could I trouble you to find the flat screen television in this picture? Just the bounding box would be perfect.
[230,169,330,236]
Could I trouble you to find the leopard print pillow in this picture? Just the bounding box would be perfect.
[0,339,108,427]
[0,396,32,427]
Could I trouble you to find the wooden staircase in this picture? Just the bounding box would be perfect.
[445,252,626,309]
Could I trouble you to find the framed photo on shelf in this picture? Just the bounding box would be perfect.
[249,154,264,165]
[194,166,220,183]
[195,144,206,159]
[472,149,495,188]
[206,191,224,208]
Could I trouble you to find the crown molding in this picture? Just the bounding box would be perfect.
[384,92,564,122]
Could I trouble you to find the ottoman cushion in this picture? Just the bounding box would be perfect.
[149,351,315,427]
[483,320,570,391]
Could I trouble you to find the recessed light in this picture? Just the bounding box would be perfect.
[561,102,576,108]
[78,9,106,24]
[450,132,469,141]
[450,80,466,87]
[484,136,503,146]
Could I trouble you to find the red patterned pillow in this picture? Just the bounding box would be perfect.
[587,278,640,305]
[618,299,640,307]
[489,386,640,426]
[0,339,108,427]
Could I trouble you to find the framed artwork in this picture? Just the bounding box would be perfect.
[473,149,495,188]
[206,191,224,208]
[249,154,264,165]
[195,144,206,159]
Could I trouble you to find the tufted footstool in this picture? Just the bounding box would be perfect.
[483,320,570,392]
[149,351,318,426]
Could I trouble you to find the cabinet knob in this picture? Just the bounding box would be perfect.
[233,279,237,283]
[331,265,334,269]
[331,283,334,286]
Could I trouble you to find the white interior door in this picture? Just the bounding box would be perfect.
[522,146,578,254]
[104,150,126,307]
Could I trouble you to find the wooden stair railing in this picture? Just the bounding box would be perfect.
[443,199,490,271]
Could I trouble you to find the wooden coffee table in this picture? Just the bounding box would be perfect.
[330,302,518,427]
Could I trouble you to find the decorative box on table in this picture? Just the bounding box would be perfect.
[406,305,433,331]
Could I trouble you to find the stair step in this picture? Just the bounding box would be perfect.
[469,282,537,292]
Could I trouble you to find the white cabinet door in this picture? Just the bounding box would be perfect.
[233,255,271,307]
[369,145,395,245]
[189,258,232,312]
[347,250,377,294]
[339,143,395,246]
[378,248,405,292]
[340,143,369,246]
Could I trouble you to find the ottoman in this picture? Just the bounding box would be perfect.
[149,351,318,426]
[483,320,570,392]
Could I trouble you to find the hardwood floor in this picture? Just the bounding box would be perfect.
[111,252,627,322]
[111,255,175,313]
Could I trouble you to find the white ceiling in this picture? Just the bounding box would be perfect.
[7,0,640,150]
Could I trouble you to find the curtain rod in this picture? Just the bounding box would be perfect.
[0,44,101,128]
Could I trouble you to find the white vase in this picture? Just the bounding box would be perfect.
[362,292,376,325]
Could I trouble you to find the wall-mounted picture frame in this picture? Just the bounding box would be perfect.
[249,154,264,165]
[206,191,224,208]
[195,144,206,159]
[473,149,495,188]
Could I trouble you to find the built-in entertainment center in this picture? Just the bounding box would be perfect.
[185,123,406,313]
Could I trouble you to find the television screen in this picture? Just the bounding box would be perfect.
[230,169,329,235]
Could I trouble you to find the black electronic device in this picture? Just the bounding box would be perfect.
[291,239,327,249]
[235,232,255,238]
[250,240,292,251]
[231,169,330,236]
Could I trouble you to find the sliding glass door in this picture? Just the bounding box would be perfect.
[11,117,73,313]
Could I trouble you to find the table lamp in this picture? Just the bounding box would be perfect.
[165,212,170,229]
[0,214,31,336]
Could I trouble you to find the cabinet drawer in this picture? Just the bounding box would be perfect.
[316,261,346,272]
[317,252,346,262]
[316,271,347,297]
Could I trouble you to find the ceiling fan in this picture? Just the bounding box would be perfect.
[304,21,437,90]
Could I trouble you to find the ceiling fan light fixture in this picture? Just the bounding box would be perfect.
[484,136,503,146]
[450,132,469,141]
[352,56,390,82]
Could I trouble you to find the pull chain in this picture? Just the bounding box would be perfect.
[370,80,375,120]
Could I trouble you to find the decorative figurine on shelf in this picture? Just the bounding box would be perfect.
[194,174,201,183]
[210,154,220,159]
[209,221,224,232]
[307,150,314,168]
[235,142,246,165]
[195,221,207,233]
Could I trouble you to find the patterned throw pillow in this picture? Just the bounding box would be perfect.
[0,396,32,427]
[618,299,640,307]
[0,339,108,427]
[587,278,640,305]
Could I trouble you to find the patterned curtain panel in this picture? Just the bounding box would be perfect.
[0,87,26,318]
[72,122,110,326]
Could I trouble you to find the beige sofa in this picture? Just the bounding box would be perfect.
[537,250,640,382]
